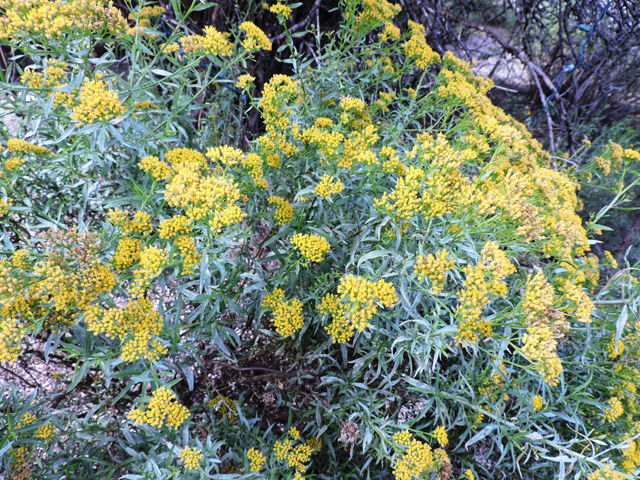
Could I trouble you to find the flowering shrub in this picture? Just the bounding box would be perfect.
[1,0,640,479]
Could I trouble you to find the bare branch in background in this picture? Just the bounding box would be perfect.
[413,0,640,154]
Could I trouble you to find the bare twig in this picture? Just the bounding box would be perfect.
[209,360,297,377]
[0,364,37,388]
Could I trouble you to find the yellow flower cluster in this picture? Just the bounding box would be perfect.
[126,5,164,38]
[0,198,12,216]
[307,436,322,453]
[392,432,434,480]
[0,0,126,40]
[271,428,317,474]
[404,21,440,69]
[165,147,207,167]
[521,319,566,386]
[338,96,372,130]
[270,2,292,19]
[558,278,593,323]
[434,448,451,478]
[433,426,448,447]
[480,241,516,295]
[158,215,191,239]
[604,250,618,268]
[595,141,640,175]
[338,274,398,325]
[21,59,75,107]
[558,254,599,287]
[385,135,468,215]
[257,76,302,165]
[374,91,396,112]
[288,426,300,440]
[129,6,164,20]
[180,26,233,56]
[353,0,401,32]
[620,424,640,472]
[606,335,625,360]
[175,235,201,274]
[126,211,152,235]
[393,430,412,446]
[16,411,36,429]
[0,231,116,351]
[268,196,294,224]
[603,396,623,423]
[318,293,351,342]
[477,361,509,404]
[247,447,266,472]
[0,317,24,364]
[522,271,555,323]
[262,288,304,337]
[128,386,190,429]
[207,394,238,422]
[162,42,180,54]
[4,157,24,171]
[179,446,203,470]
[84,297,166,362]
[131,246,167,295]
[109,209,152,236]
[139,156,173,181]
[379,21,401,42]
[587,467,624,480]
[31,232,116,314]
[532,395,544,411]
[10,250,28,270]
[321,275,397,342]
[291,233,330,262]
[287,442,313,471]
[299,125,345,157]
[206,145,245,166]
[7,138,50,156]
[314,174,344,198]
[314,117,333,129]
[518,271,569,385]
[236,74,255,89]
[8,446,33,480]
[71,76,125,124]
[133,100,158,110]
[260,74,300,127]
[239,21,271,51]
[456,242,515,345]
[274,438,292,460]
[421,51,591,259]
[113,237,141,271]
[374,166,425,220]
[243,153,268,189]
[155,147,246,231]
[34,422,54,441]
[414,249,454,294]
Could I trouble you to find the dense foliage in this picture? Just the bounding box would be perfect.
[0,1,639,479]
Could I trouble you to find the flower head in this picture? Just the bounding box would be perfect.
[127,386,190,429]
[314,175,344,199]
[179,446,203,470]
[270,2,292,19]
[433,426,448,447]
[291,233,330,262]
[239,21,271,51]
[262,288,304,337]
[237,74,256,89]
[247,447,266,472]
[71,76,125,124]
